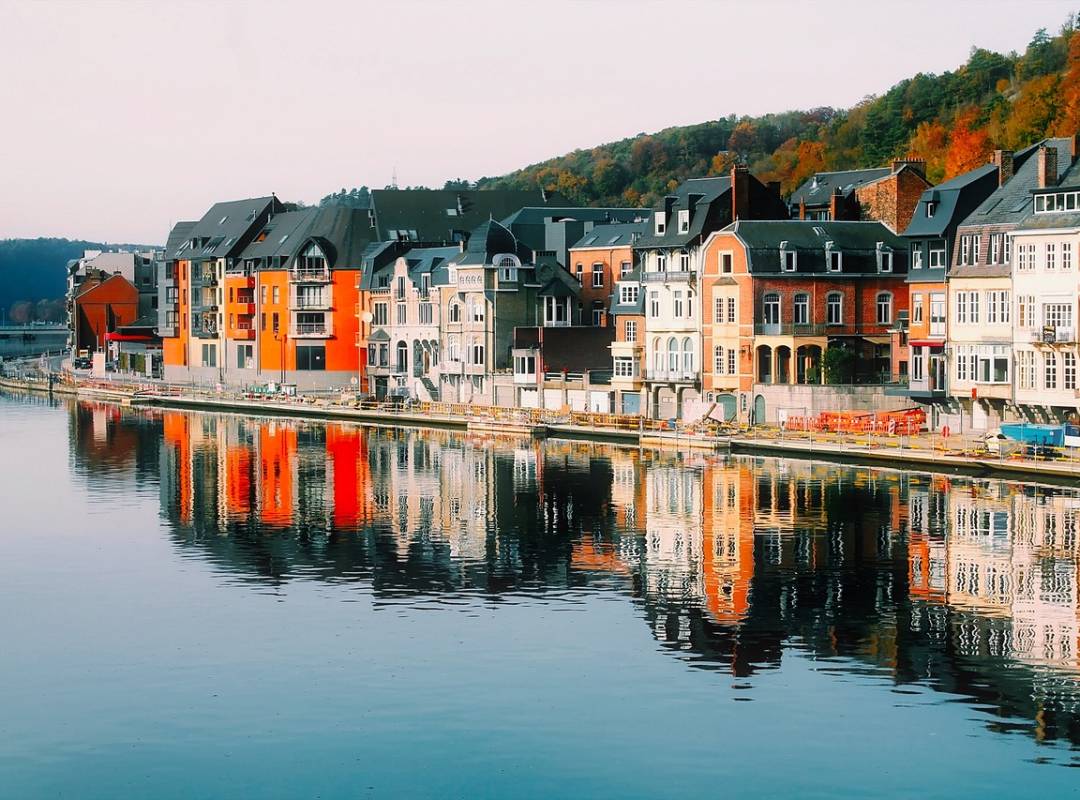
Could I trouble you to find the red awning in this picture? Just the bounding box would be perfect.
[104,332,156,342]
[908,340,945,348]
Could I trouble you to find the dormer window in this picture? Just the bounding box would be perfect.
[780,241,796,272]
[654,212,666,236]
[826,242,841,272]
[926,201,936,218]
[876,243,893,273]
[678,209,690,233]
[1034,190,1080,213]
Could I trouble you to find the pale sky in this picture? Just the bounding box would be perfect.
[0,0,1074,244]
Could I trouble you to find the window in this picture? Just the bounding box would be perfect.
[592,308,604,326]
[929,241,946,268]
[714,345,724,374]
[912,294,924,323]
[448,302,461,323]
[591,262,603,288]
[912,246,923,269]
[877,244,893,273]
[1064,242,1074,270]
[762,293,780,325]
[614,357,636,378]
[667,337,679,372]
[929,294,943,335]
[624,320,637,341]
[826,292,842,325]
[1046,242,1057,270]
[678,209,690,233]
[826,245,841,272]
[926,201,936,218]
[714,297,724,323]
[987,290,1010,324]
[720,252,733,273]
[678,251,690,271]
[727,349,736,374]
[681,337,693,374]
[201,343,216,368]
[272,286,280,304]
[673,290,683,318]
[969,291,979,324]
[620,285,639,305]
[989,233,1003,264]
[396,341,408,372]
[447,337,459,362]
[272,312,280,334]
[620,261,632,277]
[1044,303,1073,329]
[1017,242,1036,271]
[1018,350,1036,390]
[684,291,694,318]
[911,349,924,381]
[373,302,388,326]
[514,355,537,376]
[649,292,659,317]
[876,292,892,324]
[296,345,325,371]
[726,297,736,323]
[1018,295,1035,327]
[654,212,665,236]
[575,263,583,283]
[260,312,266,331]
[781,243,797,272]
[1045,351,1058,389]
[655,253,666,272]
[419,303,433,325]
[956,292,967,324]
[471,299,485,323]
[396,303,406,325]
[1065,351,1077,390]
[794,293,809,325]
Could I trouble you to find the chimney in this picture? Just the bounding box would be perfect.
[828,187,843,221]
[663,195,677,216]
[798,199,807,220]
[1071,133,1080,159]
[731,164,750,221]
[686,192,705,218]
[991,149,1014,186]
[1037,146,1058,189]
[891,158,927,179]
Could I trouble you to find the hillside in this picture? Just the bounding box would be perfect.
[0,238,157,323]
[471,15,1080,208]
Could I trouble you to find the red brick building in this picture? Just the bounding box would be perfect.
[789,160,931,233]
[568,222,644,327]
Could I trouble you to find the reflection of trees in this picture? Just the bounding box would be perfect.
[70,400,1080,749]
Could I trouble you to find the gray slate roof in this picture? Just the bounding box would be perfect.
[571,221,647,249]
[634,176,732,249]
[171,196,281,261]
[789,168,891,207]
[903,163,999,238]
[959,139,1073,228]
[165,221,197,259]
[730,219,907,275]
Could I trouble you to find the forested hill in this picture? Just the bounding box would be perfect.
[0,238,156,322]
[473,15,1080,207]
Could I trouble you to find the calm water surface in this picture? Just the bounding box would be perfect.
[1,391,1079,798]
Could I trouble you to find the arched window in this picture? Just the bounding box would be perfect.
[667,337,679,372]
[682,337,693,374]
[876,292,893,325]
[762,292,780,325]
[449,302,461,323]
[714,345,724,374]
[447,336,459,362]
[826,292,843,325]
[395,340,408,372]
[653,339,663,373]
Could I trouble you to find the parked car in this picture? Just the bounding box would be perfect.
[72,357,92,370]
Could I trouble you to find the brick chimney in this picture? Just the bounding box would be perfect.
[991,149,1014,186]
[891,158,927,179]
[731,164,750,221]
[1072,133,1080,159]
[798,199,806,220]
[1037,146,1058,189]
[828,187,843,221]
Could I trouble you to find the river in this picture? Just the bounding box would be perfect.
[1,391,1079,797]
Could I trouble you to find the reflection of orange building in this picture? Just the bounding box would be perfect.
[258,422,296,526]
[162,411,193,525]
[224,441,254,517]
[326,424,373,530]
[702,459,755,624]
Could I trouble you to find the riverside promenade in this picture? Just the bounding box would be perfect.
[3,372,1079,483]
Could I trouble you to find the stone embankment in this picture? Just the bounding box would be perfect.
[3,374,1079,483]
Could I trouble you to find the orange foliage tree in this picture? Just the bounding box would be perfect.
[944,108,994,179]
[1054,30,1080,136]
[906,120,949,183]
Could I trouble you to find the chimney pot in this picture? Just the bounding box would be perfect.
[992,149,1014,186]
[731,164,750,221]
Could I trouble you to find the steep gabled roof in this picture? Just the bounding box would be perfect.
[571,221,647,249]
[960,138,1073,228]
[903,163,999,238]
[165,221,197,259]
[789,168,892,208]
[173,196,282,260]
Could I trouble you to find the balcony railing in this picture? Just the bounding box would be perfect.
[293,297,331,310]
[1030,327,1075,344]
[291,323,329,337]
[642,270,694,283]
[754,322,829,336]
[644,369,698,383]
[290,268,331,283]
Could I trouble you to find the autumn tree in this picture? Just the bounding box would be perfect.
[944,108,994,179]
[906,120,949,183]
[1054,30,1080,135]
[727,121,758,155]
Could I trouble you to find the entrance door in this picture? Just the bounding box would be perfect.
[753,394,766,425]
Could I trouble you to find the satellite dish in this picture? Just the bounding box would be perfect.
[360,311,373,323]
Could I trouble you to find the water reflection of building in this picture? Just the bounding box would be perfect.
[69,398,1080,750]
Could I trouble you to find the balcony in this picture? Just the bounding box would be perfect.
[754,322,828,336]
[234,303,256,316]
[291,322,329,338]
[290,267,331,283]
[644,369,698,384]
[642,270,694,284]
[232,327,256,341]
[293,297,331,311]
[1030,327,1075,344]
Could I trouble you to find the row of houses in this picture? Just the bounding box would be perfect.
[142,144,1080,427]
